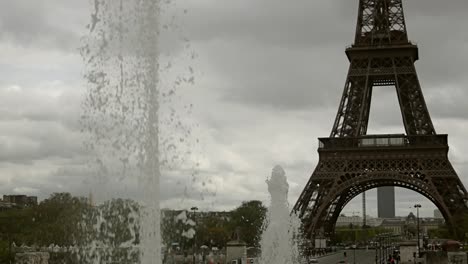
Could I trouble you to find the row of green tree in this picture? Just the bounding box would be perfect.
[3,192,466,262]
[0,193,142,262]
[334,227,392,244]
[161,200,267,252]
[0,193,267,262]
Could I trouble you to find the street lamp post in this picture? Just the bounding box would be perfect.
[378,236,382,263]
[414,204,421,258]
[384,236,387,262]
[191,206,198,264]
[384,235,390,259]
[388,236,391,261]
[352,244,356,264]
[374,241,377,264]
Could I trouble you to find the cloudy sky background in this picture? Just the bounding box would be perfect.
[1,0,467,218]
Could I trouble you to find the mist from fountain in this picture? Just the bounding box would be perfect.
[259,165,304,264]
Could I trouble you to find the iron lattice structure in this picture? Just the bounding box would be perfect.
[294,0,468,241]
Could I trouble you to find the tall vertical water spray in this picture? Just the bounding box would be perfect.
[81,0,162,263]
[260,165,303,264]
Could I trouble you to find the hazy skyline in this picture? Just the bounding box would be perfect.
[1,0,467,217]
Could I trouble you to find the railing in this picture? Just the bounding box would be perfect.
[348,66,414,76]
[318,134,448,150]
[346,41,416,49]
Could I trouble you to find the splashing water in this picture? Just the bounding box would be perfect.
[259,165,303,264]
[80,0,162,263]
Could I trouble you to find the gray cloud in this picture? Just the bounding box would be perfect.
[185,0,468,217]
[0,82,84,163]
[182,1,352,48]
[0,1,88,52]
[0,0,467,219]
[176,0,468,124]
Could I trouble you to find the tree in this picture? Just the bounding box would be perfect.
[334,227,391,244]
[229,200,267,248]
[195,214,230,248]
[404,224,417,238]
[161,210,197,252]
[451,211,468,241]
[0,193,144,263]
[79,198,141,263]
[0,193,91,262]
[32,192,90,246]
[428,226,450,239]
[92,198,140,246]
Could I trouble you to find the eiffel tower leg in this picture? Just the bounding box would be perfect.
[393,57,435,135]
[331,58,373,138]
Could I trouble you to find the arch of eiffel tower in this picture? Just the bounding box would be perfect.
[293,0,468,242]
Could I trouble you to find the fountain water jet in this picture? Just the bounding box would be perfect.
[259,165,303,264]
[81,0,162,263]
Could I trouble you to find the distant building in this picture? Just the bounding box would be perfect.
[377,187,395,218]
[434,209,443,219]
[336,215,362,227]
[336,214,383,227]
[0,200,15,211]
[379,212,445,236]
[367,217,384,227]
[2,195,38,207]
[380,218,405,234]
[406,212,417,225]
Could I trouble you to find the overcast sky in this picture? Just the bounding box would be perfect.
[1,0,467,218]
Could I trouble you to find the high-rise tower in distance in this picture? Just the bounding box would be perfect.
[377,187,395,218]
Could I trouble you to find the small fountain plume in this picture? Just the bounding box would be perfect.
[259,165,303,264]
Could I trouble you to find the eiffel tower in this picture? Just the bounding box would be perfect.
[294,0,468,241]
